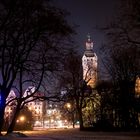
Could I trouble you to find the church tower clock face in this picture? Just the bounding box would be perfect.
[82,35,97,88]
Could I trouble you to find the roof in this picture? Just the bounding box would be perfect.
[84,50,95,57]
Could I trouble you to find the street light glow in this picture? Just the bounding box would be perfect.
[20,116,25,122]
[66,103,71,109]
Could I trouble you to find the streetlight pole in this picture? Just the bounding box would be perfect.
[66,103,75,128]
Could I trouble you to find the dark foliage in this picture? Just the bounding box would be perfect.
[98,0,140,131]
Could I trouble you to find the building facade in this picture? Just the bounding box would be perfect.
[82,35,97,88]
[4,88,46,128]
[4,89,67,129]
[135,76,140,96]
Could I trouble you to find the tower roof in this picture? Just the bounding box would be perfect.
[84,50,95,57]
[84,34,94,57]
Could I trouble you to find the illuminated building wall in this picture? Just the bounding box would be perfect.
[5,90,17,122]
[82,35,99,125]
[26,98,45,127]
[5,89,69,128]
[4,89,45,127]
[135,77,140,95]
[45,103,62,128]
[82,35,97,88]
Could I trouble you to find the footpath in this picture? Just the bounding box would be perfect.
[0,128,140,140]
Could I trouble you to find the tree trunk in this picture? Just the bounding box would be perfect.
[72,113,75,128]
[78,109,84,130]
[0,92,6,135]
[7,104,21,134]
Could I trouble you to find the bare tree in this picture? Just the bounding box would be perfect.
[0,0,74,134]
[60,49,94,130]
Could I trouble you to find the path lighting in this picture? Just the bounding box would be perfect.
[16,120,19,123]
[66,103,71,109]
[20,116,25,122]
[28,107,32,110]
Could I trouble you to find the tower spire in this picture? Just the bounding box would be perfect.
[87,33,91,42]
[85,34,93,51]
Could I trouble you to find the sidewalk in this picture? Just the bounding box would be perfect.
[1,128,140,140]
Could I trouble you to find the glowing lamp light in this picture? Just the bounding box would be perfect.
[20,116,25,122]
[66,103,71,109]
[64,120,67,123]
[29,107,32,110]
[76,121,80,124]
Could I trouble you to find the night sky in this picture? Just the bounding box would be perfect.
[53,0,119,55]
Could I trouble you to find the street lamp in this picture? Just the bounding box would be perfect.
[20,116,25,122]
[66,103,71,109]
[65,102,76,128]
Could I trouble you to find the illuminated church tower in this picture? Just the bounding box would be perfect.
[82,35,97,88]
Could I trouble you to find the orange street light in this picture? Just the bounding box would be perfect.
[66,103,71,109]
[19,116,25,122]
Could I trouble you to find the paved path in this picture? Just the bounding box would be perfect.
[1,128,140,140]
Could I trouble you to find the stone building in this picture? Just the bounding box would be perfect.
[82,35,97,88]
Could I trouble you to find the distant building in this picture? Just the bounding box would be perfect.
[5,90,17,123]
[4,88,68,129]
[44,103,64,128]
[26,92,46,127]
[82,35,97,88]
[135,76,140,95]
[4,88,46,127]
[81,35,99,126]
